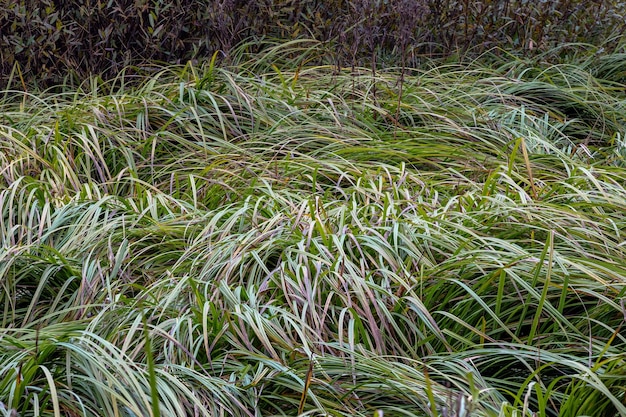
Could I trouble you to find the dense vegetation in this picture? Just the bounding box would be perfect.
[2,0,626,415]
[1,39,626,415]
[2,0,625,86]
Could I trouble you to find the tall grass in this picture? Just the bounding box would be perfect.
[1,42,626,416]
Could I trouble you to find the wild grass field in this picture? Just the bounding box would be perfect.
[1,41,626,416]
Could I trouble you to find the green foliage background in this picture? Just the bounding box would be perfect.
[1,0,625,86]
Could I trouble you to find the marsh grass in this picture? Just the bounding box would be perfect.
[1,42,626,416]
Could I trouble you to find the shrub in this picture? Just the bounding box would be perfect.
[1,0,624,86]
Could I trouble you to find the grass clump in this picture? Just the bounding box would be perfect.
[1,42,626,416]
